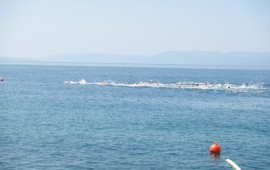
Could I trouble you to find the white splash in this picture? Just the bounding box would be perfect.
[64,79,87,85]
[64,79,266,92]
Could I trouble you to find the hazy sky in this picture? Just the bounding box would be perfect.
[0,0,270,58]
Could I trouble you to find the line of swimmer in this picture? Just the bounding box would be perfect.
[64,79,265,92]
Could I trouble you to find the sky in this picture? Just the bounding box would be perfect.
[0,0,270,58]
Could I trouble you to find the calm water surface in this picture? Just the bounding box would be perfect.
[1,65,270,169]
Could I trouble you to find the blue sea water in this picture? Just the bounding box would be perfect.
[1,64,270,170]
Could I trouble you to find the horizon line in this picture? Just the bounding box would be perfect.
[1,50,270,59]
[1,60,270,69]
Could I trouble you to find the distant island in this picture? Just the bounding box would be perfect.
[1,51,270,67]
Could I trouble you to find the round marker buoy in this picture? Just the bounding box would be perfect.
[209,141,221,155]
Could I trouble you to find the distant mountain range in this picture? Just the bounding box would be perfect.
[1,51,270,67]
[0,56,32,62]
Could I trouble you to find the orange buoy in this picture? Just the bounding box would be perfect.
[209,141,221,155]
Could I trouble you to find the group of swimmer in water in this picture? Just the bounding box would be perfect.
[176,81,231,89]
[63,79,259,90]
[149,81,234,89]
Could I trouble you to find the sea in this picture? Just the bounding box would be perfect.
[1,64,270,170]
